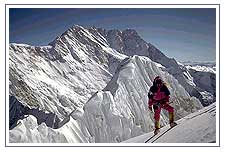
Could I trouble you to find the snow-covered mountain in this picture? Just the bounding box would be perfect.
[181,61,216,74]
[178,62,216,106]
[9,25,126,124]
[9,25,215,143]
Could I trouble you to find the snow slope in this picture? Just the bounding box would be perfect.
[123,102,216,143]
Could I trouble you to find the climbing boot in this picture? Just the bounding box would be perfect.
[169,112,177,127]
[170,121,177,128]
[154,128,160,135]
[154,120,160,135]
[169,112,175,123]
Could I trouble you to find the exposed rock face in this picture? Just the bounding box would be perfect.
[9,95,60,129]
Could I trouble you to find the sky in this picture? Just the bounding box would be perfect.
[9,8,216,62]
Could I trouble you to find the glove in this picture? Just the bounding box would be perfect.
[148,105,153,111]
[148,93,153,99]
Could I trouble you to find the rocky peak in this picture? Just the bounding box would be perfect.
[122,29,139,38]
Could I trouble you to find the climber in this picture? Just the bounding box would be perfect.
[148,76,177,135]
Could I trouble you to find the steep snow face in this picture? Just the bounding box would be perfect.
[49,25,127,74]
[9,26,127,121]
[123,102,216,143]
[78,56,202,143]
[9,44,108,119]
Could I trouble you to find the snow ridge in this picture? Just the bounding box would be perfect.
[77,56,202,143]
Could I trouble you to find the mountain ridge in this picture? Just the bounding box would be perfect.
[9,24,215,143]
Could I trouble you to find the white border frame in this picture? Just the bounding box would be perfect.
[5,4,220,148]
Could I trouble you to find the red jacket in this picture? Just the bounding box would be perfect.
[148,84,170,108]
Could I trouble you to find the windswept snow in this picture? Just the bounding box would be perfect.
[123,102,216,143]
